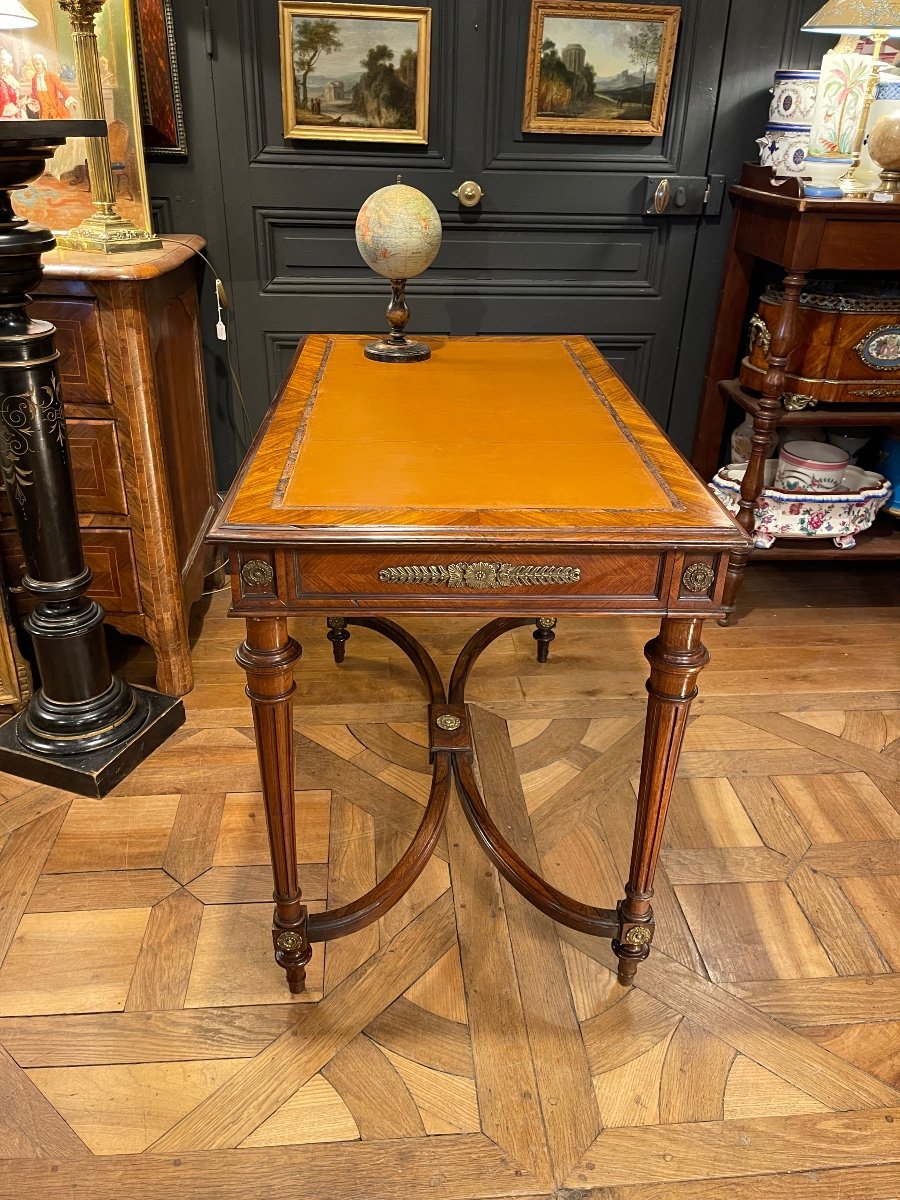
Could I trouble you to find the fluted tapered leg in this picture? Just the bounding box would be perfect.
[237,617,310,993]
[614,617,709,985]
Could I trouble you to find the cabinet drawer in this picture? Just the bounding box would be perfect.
[68,420,128,514]
[0,419,127,517]
[2,528,140,615]
[30,297,111,406]
[291,549,666,605]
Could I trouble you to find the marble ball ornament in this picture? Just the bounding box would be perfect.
[869,109,900,173]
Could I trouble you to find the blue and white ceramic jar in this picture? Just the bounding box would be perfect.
[769,70,820,124]
[758,122,812,177]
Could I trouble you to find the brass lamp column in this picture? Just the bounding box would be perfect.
[56,0,160,253]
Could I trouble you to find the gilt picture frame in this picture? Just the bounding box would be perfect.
[278,2,431,144]
[133,0,187,158]
[0,0,155,233]
[522,1,681,137]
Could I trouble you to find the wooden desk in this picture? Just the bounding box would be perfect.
[209,335,746,993]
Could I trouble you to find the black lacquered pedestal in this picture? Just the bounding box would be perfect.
[0,121,183,797]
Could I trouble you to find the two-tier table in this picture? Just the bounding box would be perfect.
[209,335,747,993]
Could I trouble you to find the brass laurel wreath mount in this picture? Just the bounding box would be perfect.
[378,562,582,590]
[56,0,162,254]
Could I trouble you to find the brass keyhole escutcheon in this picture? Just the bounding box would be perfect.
[453,180,484,208]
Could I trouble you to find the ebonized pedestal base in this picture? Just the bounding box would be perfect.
[0,686,184,797]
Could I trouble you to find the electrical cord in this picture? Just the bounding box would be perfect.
[167,236,255,453]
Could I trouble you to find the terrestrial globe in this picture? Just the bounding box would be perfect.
[355,178,442,362]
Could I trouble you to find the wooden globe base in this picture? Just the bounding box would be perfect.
[365,336,431,363]
[365,277,431,364]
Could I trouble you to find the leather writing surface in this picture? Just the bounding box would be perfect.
[215,334,745,545]
[281,338,673,514]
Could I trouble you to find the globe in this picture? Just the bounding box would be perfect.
[356,180,442,281]
[355,178,443,363]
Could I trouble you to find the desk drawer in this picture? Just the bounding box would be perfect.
[294,549,666,605]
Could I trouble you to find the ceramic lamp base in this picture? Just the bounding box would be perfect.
[364,337,431,363]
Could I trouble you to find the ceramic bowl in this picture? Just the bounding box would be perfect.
[710,461,891,549]
[758,123,812,177]
[803,153,853,197]
[776,441,850,492]
[770,70,820,124]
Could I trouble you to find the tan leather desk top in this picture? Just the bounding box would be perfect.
[211,335,744,549]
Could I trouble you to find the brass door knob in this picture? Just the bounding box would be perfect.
[453,180,484,207]
[654,178,671,214]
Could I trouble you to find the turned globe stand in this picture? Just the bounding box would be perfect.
[364,278,432,364]
[0,122,184,797]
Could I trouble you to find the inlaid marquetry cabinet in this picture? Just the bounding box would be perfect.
[0,237,218,698]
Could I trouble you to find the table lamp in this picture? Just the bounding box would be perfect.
[0,1,37,28]
[803,0,900,194]
[55,0,161,251]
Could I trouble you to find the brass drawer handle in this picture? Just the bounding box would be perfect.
[379,562,581,590]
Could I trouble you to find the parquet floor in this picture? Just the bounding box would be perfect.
[0,562,898,1198]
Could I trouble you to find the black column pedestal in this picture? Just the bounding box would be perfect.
[0,122,183,798]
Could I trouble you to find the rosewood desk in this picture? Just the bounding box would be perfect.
[209,335,747,994]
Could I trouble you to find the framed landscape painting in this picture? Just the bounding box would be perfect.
[523,1,681,137]
[279,2,431,143]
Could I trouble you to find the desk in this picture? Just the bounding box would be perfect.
[209,335,746,994]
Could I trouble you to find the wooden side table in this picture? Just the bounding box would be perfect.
[692,171,900,622]
[0,237,218,697]
[209,335,746,994]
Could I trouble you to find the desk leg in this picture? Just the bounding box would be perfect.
[237,617,311,994]
[615,617,709,986]
[533,617,557,663]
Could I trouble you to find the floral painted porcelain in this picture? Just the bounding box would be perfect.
[776,440,849,492]
[769,70,820,124]
[710,461,891,550]
[808,52,872,156]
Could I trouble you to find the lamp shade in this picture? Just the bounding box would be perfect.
[802,0,900,35]
[0,0,37,29]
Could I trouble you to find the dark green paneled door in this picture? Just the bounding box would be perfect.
[209,0,729,435]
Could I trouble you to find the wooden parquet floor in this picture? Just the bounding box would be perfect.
[0,562,898,1198]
